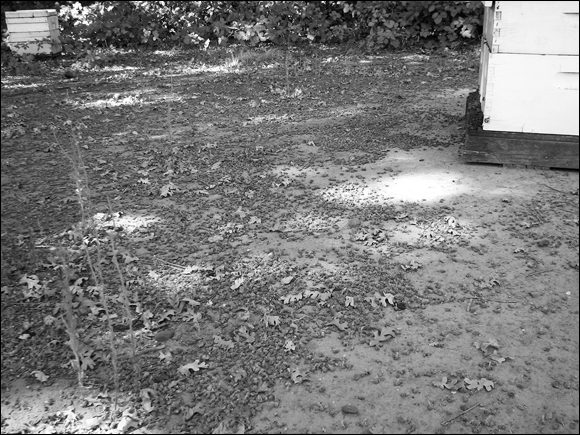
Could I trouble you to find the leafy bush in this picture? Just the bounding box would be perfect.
[3,1,483,59]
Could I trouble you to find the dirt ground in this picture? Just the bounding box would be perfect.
[1,46,578,434]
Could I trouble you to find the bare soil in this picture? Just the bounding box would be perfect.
[1,45,578,434]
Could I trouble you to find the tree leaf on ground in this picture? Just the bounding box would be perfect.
[374,292,394,306]
[159,350,173,364]
[289,367,308,384]
[117,410,139,432]
[401,261,422,271]
[160,182,178,197]
[237,326,255,343]
[19,274,41,290]
[231,277,245,290]
[364,296,378,307]
[214,335,235,349]
[80,353,95,371]
[281,292,302,304]
[31,370,49,383]
[464,377,494,391]
[369,328,395,347]
[184,403,205,420]
[264,315,280,327]
[148,270,160,280]
[433,376,449,389]
[318,292,332,301]
[183,298,201,307]
[281,276,294,285]
[354,232,368,241]
[490,353,513,364]
[303,290,320,299]
[327,318,348,331]
[178,360,208,375]
[182,265,198,274]
[284,340,296,352]
[140,388,156,413]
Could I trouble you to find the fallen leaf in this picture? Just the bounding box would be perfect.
[303,290,320,299]
[369,328,395,347]
[213,335,234,349]
[140,388,156,413]
[178,360,208,375]
[264,315,280,327]
[433,377,449,389]
[117,410,139,432]
[284,340,296,352]
[231,277,245,290]
[184,403,205,420]
[289,367,308,384]
[159,350,173,363]
[31,370,49,383]
[281,276,294,285]
[327,318,348,331]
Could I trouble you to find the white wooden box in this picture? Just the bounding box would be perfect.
[5,9,61,55]
[479,1,579,136]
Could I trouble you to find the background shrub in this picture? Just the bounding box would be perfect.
[1,1,483,57]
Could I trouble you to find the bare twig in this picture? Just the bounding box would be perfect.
[540,183,568,194]
[527,268,555,276]
[466,298,473,312]
[441,402,482,426]
[468,297,520,304]
[153,256,186,270]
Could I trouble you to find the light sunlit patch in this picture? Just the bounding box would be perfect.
[2,80,45,90]
[98,65,139,73]
[320,171,471,205]
[92,212,160,234]
[81,95,144,108]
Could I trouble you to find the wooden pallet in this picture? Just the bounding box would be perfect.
[462,92,579,170]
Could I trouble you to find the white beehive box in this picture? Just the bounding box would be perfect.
[479,1,579,136]
[5,9,61,55]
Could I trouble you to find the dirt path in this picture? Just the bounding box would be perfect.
[1,47,578,434]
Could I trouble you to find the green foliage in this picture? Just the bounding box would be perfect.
[3,1,483,60]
